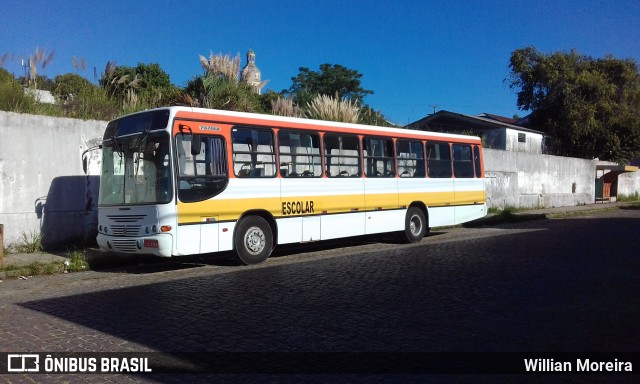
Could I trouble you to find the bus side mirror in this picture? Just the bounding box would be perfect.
[191,135,202,155]
[83,156,88,174]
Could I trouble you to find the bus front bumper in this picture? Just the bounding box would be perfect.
[97,233,173,257]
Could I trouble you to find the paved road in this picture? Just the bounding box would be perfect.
[1,208,639,383]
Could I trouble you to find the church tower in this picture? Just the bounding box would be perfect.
[241,49,265,94]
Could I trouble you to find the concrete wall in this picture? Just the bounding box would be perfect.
[0,111,106,248]
[617,171,640,197]
[484,148,596,209]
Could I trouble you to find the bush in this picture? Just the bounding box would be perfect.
[0,74,37,113]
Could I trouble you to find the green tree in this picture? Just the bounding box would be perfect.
[100,62,172,100]
[286,64,374,105]
[53,73,97,100]
[508,47,640,162]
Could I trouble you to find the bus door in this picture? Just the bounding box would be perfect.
[175,127,229,255]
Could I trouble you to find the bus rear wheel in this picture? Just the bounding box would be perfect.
[400,207,427,243]
[234,216,273,265]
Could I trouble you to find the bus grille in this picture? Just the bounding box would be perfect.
[107,214,147,223]
[110,225,142,236]
[110,239,138,252]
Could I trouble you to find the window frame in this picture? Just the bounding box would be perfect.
[175,133,229,203]
[396,139,426,178]
[452,143,475,178]
[426,141,453,178]
[363,136,396,178]
[231,126,277,178]
[323,133,361,178]
[277,129,323,178]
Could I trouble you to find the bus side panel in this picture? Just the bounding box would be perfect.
[275,216,322,244]
[454,178,487,224]
[280,178,326,243]
[176,225,201,255]
[219,222,235,252]
[277,217,303,244]
[321,212,367,240]
[399,178,455,227]
[364,178,399,234]
[201,222,219,253]
[365,209,405,234]
[319,178,365,240]
[427,206,457,227]
[454,204,487,225]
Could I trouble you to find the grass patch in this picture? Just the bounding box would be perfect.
[9,230,43,253]
[618,192,640,202]
[65,248,89,272]
[2,261,65,277]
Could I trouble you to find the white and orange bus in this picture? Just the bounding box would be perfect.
[96,106,486,264]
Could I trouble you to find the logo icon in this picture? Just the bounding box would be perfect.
[7,354,40,372]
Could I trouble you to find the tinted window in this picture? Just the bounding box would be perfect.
[426,142,452,178]
[453,144,474,178]
[474,145,482,178]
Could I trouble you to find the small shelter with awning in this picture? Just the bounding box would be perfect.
[595,164,639,202]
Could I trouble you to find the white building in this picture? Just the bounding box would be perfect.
[407,110,544,154]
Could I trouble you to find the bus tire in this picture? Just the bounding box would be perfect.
[234,216,273,265]
[400,207,427,243]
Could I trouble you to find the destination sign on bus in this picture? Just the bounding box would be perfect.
[282,200,315,216]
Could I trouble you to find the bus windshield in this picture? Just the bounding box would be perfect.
[99,131,172,205]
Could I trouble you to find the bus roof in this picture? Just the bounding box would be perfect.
[127,106,482,144]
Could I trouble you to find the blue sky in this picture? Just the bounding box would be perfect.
[2,0,639,125]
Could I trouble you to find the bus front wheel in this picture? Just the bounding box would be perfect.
[234,216,273,265]
[400,207,427,243]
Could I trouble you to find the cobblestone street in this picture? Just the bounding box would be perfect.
[1,209,639,383]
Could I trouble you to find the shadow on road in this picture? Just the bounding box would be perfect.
[17,215,640,379]
[89,231,450,275]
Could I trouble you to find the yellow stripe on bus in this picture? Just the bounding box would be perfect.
[176,191,486,224]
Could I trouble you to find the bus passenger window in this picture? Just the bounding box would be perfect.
[453,144,474,178]
[232,127,276,177]
[278,130,322,177]
[397,140,425,177]
[474,145,482,178]
[324,134,360,177]
[364,137,395,177]
[426,142,452,178]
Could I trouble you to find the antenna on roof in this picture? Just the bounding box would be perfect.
[429,105,438,114]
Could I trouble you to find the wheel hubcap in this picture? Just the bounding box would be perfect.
[244,226,266,255]
[409,215,422,236]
